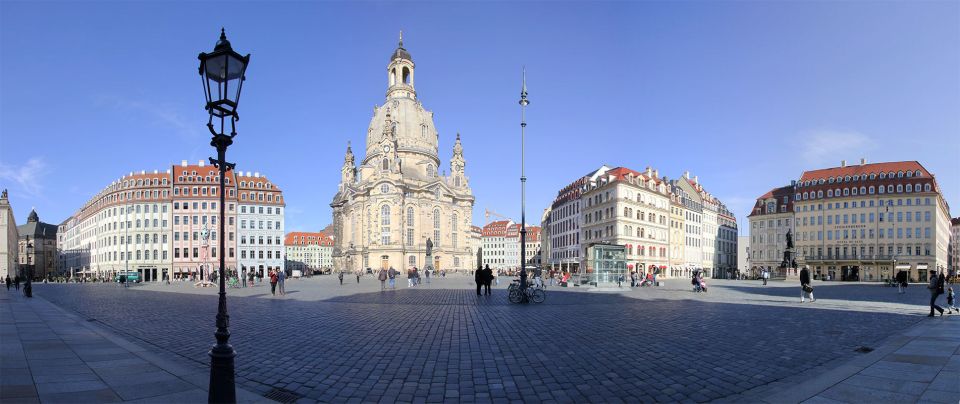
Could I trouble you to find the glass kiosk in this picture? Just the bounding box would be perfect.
[585,244,627,287]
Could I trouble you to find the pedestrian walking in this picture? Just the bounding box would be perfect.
[278,269,286,295]
[928,270,945,316]
[338,271,344,285]
[5,275,10,291]
[408,268,415,288]
[388,266,397,289]
[378,268,387,291]
[356,270,361,284]
[269,269,278,296]
[483,264,492,295]
[800,265,815,303]
[762,269,769,286]
[896,271,908,294]
[241,268,247,288]
[475,266,483,296]
[946,287,956,314]
[425,267,431,284]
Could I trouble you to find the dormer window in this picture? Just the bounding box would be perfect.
[915,170,922,177]
[906,171,913,178]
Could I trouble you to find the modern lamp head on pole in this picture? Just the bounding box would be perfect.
[519,67,529,107]
[198,28,250,138]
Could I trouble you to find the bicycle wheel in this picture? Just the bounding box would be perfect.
[531,288,545,303]
[508,289,522,304]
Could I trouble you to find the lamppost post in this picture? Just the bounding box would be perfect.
[198,28,249,404]
[24,236,33,298]
[519,68,529,281]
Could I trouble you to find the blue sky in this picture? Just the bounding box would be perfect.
[1,1,958,233]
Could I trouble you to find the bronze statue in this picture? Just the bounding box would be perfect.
[425,238,433,257]
[786,229,793,249]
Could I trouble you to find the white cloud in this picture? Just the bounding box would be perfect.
[0,157,49,198]
[93,94,201,141]
[800,130,876,165]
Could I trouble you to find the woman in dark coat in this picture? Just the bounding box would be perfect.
[800,266,815,303]
[475,266,483,296]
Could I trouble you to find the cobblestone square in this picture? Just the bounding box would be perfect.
[27,277,953,402]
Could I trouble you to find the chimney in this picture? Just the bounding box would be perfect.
[841,160,846,168]
[694,175,699,185]
[166,169,171,174]
[684,171,690,179]
[153,170,158,174]
[140,170,145,175]
[860,158,866,166]
[254,172,260,178]
[654,169,659,178]
[181,160,188,167]
[199,160,205,167]
[646,167,652,177]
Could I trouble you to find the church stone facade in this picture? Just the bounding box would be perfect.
[331,35,475,273]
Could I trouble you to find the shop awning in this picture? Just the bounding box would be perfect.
[895,264,911,270]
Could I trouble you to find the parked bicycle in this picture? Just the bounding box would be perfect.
[508,280,545,304]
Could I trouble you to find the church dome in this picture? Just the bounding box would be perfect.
[391,46,412,62]
[363,98,439,166]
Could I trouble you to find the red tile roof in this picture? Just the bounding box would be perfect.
[748,185,794,217]
[284,232,333,246]
[799,161,929,182]
[482,220,513,237]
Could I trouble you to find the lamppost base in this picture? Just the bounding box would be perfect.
[208,345,236,403]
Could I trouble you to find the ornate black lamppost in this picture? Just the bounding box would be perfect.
[198,28,249,404]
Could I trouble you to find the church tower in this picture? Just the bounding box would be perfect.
[340,142,355,188]
[386,31,415,99]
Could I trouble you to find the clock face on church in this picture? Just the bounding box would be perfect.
[382,145,390,153]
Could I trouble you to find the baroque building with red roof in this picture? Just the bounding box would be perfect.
[750,159,952,282]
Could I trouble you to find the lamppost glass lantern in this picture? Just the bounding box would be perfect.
[198,28,250,135]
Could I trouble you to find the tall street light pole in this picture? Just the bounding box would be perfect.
[198,28,249,404]
[519,68,529,280]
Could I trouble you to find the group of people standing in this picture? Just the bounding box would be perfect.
[4,275,21,291]
[475,265,494,295]
[268,269,285,296]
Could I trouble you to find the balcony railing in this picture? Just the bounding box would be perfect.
[800,254,901,261]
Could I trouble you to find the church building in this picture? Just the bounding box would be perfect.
[330,34,475,273]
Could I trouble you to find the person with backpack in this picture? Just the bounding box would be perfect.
[388,266,397,289]
[927,270,945,316]
[269,269,278,296]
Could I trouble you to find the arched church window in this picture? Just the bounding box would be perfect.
[390,68,396,86]
[381,184,390,194]
[407,207,415,225]
[381,205,390,226]
[402,67,411,84]
[382,159,389,171]
[427,164,435,177]
[455,176,462,187]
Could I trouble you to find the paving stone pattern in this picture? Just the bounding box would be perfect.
[32,279,928,403]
